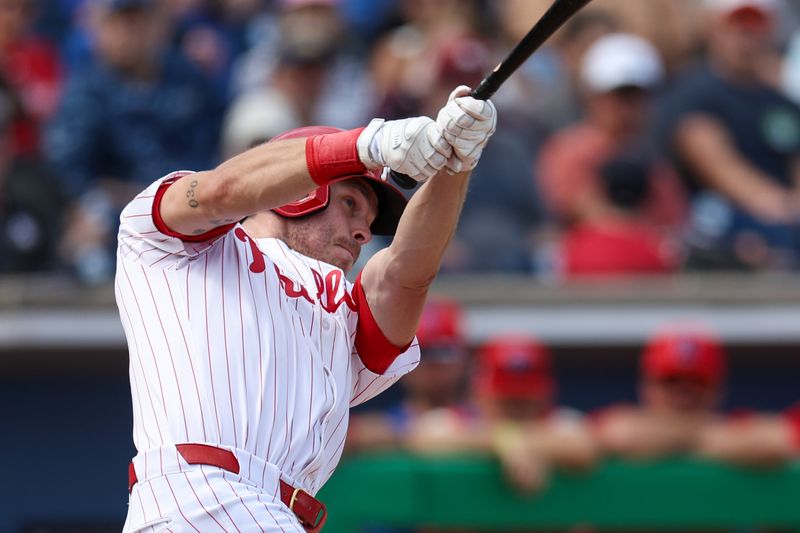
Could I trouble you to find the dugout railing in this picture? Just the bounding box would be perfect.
[318,453,800,531]
[4,272,800,349]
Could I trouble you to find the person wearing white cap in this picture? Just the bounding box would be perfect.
[658,0,800,270]
[221,88,301,159]
[535,33,686,231]
[580,33,665,95]
[229,0,373,128]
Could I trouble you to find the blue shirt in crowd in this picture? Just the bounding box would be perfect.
[658,64,800,264]
[45,51,223,200]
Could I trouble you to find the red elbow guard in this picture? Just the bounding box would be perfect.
[306,127,368,186]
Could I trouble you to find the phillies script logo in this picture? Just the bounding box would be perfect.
[235,228,358,313]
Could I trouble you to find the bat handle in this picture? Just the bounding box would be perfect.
[390,84,492,188]
[386,170,417,190]
[470,79,495,101]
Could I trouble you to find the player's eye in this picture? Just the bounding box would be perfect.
[343,196,356,211]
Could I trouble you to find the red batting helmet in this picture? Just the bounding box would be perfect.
[270,126,407,235]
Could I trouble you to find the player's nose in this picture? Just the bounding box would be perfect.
[351,221,372,246]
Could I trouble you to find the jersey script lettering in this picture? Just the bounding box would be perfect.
[235,226,358,313]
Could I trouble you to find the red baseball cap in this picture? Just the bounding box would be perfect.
[641,328,726,386]
[474,336,554,399]
[706,0,775,32]
[417,297,464,347]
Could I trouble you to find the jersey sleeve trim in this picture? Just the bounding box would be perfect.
[152,172,237,243]
[353,272,411,375]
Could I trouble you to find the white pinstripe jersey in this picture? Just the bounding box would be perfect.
[116,172,420,496]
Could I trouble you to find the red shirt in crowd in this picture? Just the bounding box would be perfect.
[2,36,62,155]
[536,122,686,228]
[562,218,678,277]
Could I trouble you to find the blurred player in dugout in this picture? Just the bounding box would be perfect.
[346,296,469,452]
[407,334,595,494]
[594,325,799,465]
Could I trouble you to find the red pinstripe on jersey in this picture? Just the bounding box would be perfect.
[117,173,420,530]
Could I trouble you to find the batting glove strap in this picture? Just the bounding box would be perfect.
[356,118,386,170]
[357,117,452,182]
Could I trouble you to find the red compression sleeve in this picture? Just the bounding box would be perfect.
[306,127,368,186]
[353,273,412,375]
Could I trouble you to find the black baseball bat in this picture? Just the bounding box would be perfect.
[390,0,594,189]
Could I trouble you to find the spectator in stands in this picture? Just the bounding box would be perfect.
[417,36,542,273]
[168,0,264,101]
[370,0,479,120]
[491,3,617,143]
[45,0,222,284]
[337,0,396,45]
[559,153,681,277]
[536,32,686,230]
[408,335,595,494]
[0,0,62,156]
[221,87,300,159]
[658,0,800,270]
[581,0,705,75]
[346,296,469,453]
[231,0,372,129]
[0,76,64,272]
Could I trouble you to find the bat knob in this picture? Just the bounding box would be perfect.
[388,170,418,190]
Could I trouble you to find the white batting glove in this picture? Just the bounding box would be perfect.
[357,117,452,182]
[437,85,497,173]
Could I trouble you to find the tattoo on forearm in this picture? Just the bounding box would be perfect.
[209,218,238,225]
[190,217,237,235]
[186,180,199,208]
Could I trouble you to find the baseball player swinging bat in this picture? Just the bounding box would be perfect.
[391,0,594,189]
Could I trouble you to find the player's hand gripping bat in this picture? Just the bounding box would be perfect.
[390,0,594,189]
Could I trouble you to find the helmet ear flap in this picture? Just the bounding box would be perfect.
[272,185,331,219]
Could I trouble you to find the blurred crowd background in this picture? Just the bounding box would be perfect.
[3,0,800,530]
[7,0,800,281]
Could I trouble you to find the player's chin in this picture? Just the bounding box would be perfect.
[328,247,355,272]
